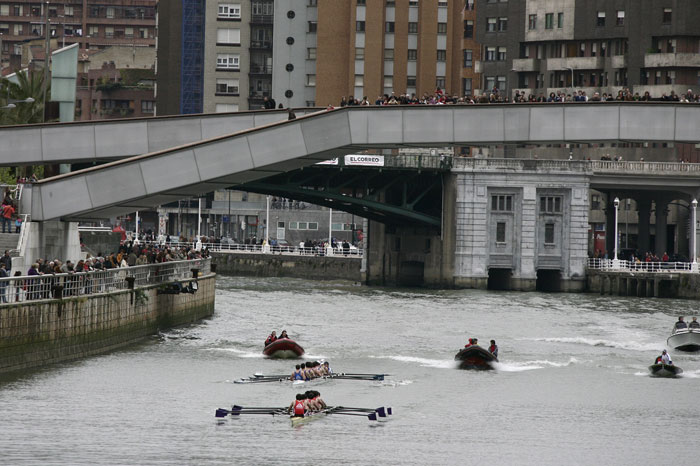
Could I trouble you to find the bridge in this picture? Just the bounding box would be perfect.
[7,103,700,290]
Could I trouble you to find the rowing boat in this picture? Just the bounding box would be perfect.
[233,373,386,384]
[290,407,337,427]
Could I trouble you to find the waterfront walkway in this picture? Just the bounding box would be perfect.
[0,258,210,304]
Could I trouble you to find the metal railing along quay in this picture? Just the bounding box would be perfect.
[0,258,210,305]
[139,241,363,258]
[586,258,695,273]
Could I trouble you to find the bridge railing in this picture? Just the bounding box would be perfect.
[138,241,363,258]
[0,258,210,305]
[384,155,453,170]
[452,158,700,176]
[586,258,694,272]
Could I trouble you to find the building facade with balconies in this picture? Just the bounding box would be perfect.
[476,0,700,99]
[0,0,156,73]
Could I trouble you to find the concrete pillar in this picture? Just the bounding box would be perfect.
[626,277,633,296]
[655,200,668,255]
[637,279,643,297]
[637,199,652,255]
[653,279,660,297]
[605,198,616,258]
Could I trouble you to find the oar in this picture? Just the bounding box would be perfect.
[337,373,390,377]
[253,374,289,379]
[234,378,286,384]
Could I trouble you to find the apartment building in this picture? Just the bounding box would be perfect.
[272,0,481,108]
[0,0,156,70]
[157,0,276,115]
[477,0,700,98]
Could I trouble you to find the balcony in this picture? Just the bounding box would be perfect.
[547,56,604,71]
[249,64,272,75]
[250,14,273,24]
[249,40,272,50]
[610,55,627,69]
[511,58,540,73]
[644,53,700,68]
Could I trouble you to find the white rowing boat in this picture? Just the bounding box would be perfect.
[290,407,337,427]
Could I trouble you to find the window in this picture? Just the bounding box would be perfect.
[486,46,496,61]
[491,195,513,212]
[436,76,445,89]
[498,17,508,31]
[141,101,154,113]
[88,26,99,37]
[106,6,115,18]
[528,14,537,30]
[215,103,239,113]
[498,47,506,61]
[597,11,605,27]
[216,78,239,94]
[217,28,240,45]
[385,21,395,33]
[464,20,473,38]
[307,47,316,59]
[308,223,318,230]
[616,10,624,26]
[487,18,497,32]
[308,21,317,32]
[408,22,418,33]
[356,21,365,32]
[216,54,240,69]
[277,221,285,228]
[251,1,273,15]
[463,78,472,95]
[408,49,417,60]
[496,222,506,243]
[354,74,363,86]
[306,74,315,86]
[357,0,365,4]
[384,48,394,60]
[497,76,506,90]
[407,76,416,87]
[557,12,564,28]
[544,223,555,244]
[436,50,446,61]
[64,5,74,16]
[540,196,562,214]
[383,76,393,88]
[663,8,672,23]
[545,13,553,29]
[307,0,317,5]
[218,4,241,19]
[355,48,364,59]
[437,22,447,34]
[463,49,473,67]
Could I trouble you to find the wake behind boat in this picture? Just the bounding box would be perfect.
[648,363,683,378]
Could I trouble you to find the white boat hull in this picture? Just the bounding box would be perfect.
[667,329,700,351]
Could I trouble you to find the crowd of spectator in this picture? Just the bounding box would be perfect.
[337,87,700,107]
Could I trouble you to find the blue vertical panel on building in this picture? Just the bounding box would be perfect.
[181,0,205,114]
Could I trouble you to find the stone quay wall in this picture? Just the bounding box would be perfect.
[211,252,361,282]
[0,274,216,375]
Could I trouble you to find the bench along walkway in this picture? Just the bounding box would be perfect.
[0,258,211,304]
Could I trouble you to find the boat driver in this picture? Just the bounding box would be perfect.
[689,317,700,329]
[675,317,688,330]
[488,340,499,358]
[658,349,673,365]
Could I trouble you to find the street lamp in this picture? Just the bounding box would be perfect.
[612,197,620,268]
[1,97,36,110]
[692,199,698,272]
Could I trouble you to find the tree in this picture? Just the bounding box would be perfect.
[0,70,48,126]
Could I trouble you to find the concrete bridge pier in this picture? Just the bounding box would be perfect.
[655,199,669,255]
[16,221,82,274]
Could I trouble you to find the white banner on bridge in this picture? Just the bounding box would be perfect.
[344,155,384,166]
[316,158,339,165]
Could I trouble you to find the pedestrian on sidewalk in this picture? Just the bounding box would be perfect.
[1,203,14,233]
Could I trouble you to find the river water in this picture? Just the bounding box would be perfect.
[2,275,700,465]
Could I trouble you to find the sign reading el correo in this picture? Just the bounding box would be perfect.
[316,155,385,167]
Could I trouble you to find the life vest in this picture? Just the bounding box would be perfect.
[489,345,497,354]
[655,356,662,364]
[294,400,305,416]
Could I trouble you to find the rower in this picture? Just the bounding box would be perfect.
[488,340,499,358]
[675,317,688,330]
[264,331,277,347]
[322,361,333,375]
[311,361,323,378]
[290,393,306,417]
[302,362,316,380]
[304,391,321,412]
[312,390,327,409]
[690,317,700,329]
[290,364,304,381]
